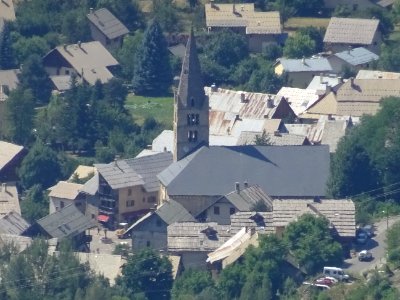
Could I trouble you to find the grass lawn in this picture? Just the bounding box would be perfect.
[125,94,174,128]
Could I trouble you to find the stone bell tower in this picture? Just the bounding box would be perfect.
[173,29,209,162]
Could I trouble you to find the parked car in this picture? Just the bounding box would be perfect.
[356,231,368,244]
[362,225,374,238]
[323,267,349,281]
[358,250,373,261]
[315,277,337,286]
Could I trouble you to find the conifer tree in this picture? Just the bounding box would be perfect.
[132,19,172,96]
[0,21,15,69]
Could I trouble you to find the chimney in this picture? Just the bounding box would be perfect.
[267,95,274,108]
[348,45,352,54]
[274,130,281,136]
[233,3,236,13]
[1,183,6,193]
[210,0,215,8]
[211,83,217,92]
[89,7,93,14]
[235,182,240,193]
[235,114,240,121]
[78,41,82,49]
[302,56,306,65]
[319,73,324,84]
[63,44,67,51]
[240,92,246,103]
[350,77,355,87]
[244,181,249,188]
[328,114,333,120]
[337,76,343,83]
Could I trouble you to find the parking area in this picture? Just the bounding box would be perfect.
[88,227,132,255]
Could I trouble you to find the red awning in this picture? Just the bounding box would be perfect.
[97,215,110,222]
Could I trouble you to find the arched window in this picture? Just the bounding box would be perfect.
[188,131,192,142]
[193,131,198,142]
[195,114,199,125]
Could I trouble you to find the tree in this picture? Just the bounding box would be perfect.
[20,184,48,223]
[172,270,216,300]
[0,21,16,69]
[298,26,325,53]
[12,35,50,65]
[116,32,144,80]
[132,19,173,96]
[276,0,324,17]
[19,54,52,104]
[283,214,343,274]
[116,248,173,300]
[283,33,316,58]
[153,0,182,34]
[5,87,35,146]
[97,0,145,30]
[19,141,62,189]
[254,129,273,145]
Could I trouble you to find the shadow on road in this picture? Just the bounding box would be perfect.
[355,239,379,251]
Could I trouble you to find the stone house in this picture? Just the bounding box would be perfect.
[126,199,195,252]
[327,47,379,74]
[274,57,333,88]
[0,141,26,182]
[87,8,129,49]
[0,182,21,217]
[205,3,282,52]
[94,152,173,227]
[47,181,85,214]
[0,0,15,32]
[323,17,382,54]
[42,41,119,86]
[0,70,20,135]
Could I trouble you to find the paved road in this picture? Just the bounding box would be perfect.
[342,215,400,274]
[88,228,132,255]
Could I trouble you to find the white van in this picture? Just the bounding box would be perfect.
[322,267,349,281]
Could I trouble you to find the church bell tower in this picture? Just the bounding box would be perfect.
[173,29,209,162]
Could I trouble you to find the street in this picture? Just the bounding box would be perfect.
[88,228,132,255]
[342,215,400,274]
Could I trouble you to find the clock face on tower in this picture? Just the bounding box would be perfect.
[183,146,189,153]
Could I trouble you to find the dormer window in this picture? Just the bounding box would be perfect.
[201,226,218,240]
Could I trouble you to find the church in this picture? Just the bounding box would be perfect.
[158,29,330,216]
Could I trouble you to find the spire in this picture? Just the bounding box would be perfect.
[177,28,206,108]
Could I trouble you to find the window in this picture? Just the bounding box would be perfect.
[191,97,195,107]
[230,207,236,215]
[91,214,95,219]
[148,196,156,203]
[128,189,132,196]
[195,114,199,125]
[188,130,192,142]
[65,70,70,75]
[214,206,220,215]
[193,131,198,142]
[126,200,135,207]
[60,201,65,209]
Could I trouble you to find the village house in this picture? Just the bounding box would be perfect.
[94,152,173,227]
[276,87,322,116]
[24,204,95,250]
[0,70,20,134]
[47,181,85,214]
[87,8,129,49]
[167,222,232,270]
[0,141,26,182]
[68,165,96,182]
[42,41,119,87]
[356,69,400,79]
[306,74,344,96]
[0,210,29,235]
[323,17,382,54]
[274,57,333,88]
[0,0,15,32]
[236,131,311,146]
[197,184,273,225]
[126,199,195,252]
[327,47,379,74]
[205,2,282,52]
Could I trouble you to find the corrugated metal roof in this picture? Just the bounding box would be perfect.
[36,204,96,239]
[276,87,321,116]
[48,181,83,200]
[167,222,231,252]
[0,183,20,215]
[45,41,119,85]
[0,211,29,235]
[0,0,15,21]
[278,58,333,73]
[306,75,343,94]
[0,141,24,171]
[158,145,330,198]
[273,199,356,237]
[323,17,379,45]
[334,47,379,66]
[87,8,129,40]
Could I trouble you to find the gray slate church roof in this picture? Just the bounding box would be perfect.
[158,145,329,198]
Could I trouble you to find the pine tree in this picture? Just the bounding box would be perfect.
[132,19,172,96]
[0,21,15,69]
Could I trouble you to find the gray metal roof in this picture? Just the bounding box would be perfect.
[223,185,273,211]
[334,47,379,66]
[36,204,96,239]
[0,211,29,235]
[156,199,195,224]
[278,58,332,73]
[158,145,330,198]
[81,172,99,195]
[87,8,129,39]
[95,152,172,191]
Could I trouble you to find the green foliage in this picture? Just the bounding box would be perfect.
[116,32,144,80]
[298,26,325,53]
[19,54,52,104]
[20,184,48,223]
[203,29,248,68]
[153,0,182,34]
[172,270,216,300]
[386,221,400,267]
[283,32,316,58]
[112,244,131,257]
[132,19,173,96]
[262,43,283,61]
[274,0,324,18]
[379,43,400,72]
[19,141,62,189]
[283,214,343,274]
[254,129,273,146]
[328,98,400,200]
[4,87,35,146]
[0,21,16,69]
[116,248,173,300]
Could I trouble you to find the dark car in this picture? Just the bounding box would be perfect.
[362,225,374,238]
